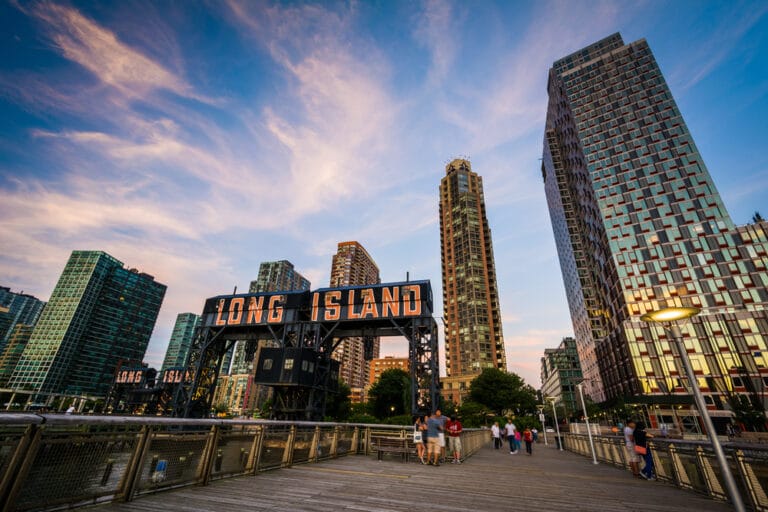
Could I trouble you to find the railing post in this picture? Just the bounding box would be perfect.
[198,424,220,486]
[247,425,264,475]
[117,424,152,502]
[282,425,296,467]
[734,448,768,510]
[351,426,360,454]
[330,426,339,458]
[695,446,727,500]
[0,424,43,512]
[668,443,693,491]
[309,426,321,462]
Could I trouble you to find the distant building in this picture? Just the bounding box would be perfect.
[9,251,166,399]
[161,313,200,371]
[329,241,381,400]
[249,260,310,293]
[543,34,768,427]
[0,286,45,354]
[439,159,507,405]
[540,337,582,417]
[368,356,409,387]
[0,325,34,388]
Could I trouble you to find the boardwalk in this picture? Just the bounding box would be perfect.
[99,443,734,512]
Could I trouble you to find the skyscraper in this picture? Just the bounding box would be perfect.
[161,313,201,371]
[540,337,582,417]
[439,159,507,404]
[0,287,46,353]
[9,251,166,398]
[543,34,768,424]
[329,241,381,395]
[249,260,310,293]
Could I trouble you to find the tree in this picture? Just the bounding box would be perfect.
[468,368,538,416]
[324,380,352,421]
[368,368,410,420]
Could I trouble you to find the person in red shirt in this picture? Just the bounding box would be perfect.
[446,415,463,463]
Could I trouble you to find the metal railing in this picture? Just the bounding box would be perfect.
[561,432,768,511]
[0,414,485,512]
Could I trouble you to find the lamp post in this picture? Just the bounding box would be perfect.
[537,404,548,445]
[576,381,598,465]
[641,306,745,512]
[546,396,563,451]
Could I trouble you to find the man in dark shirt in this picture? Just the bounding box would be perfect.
[426,412,443,466]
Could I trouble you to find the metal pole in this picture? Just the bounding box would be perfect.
[537,405,548,445]
[668,324,745,512]
[550,399,563,451]
[577,382,598,464]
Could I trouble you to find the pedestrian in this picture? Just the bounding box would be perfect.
[491,421,501,449]
[447,415,463,463]
[426,411,443,466]
[514,428,522,453]
[414,415,426,464]
[435,409,447,462]
[633,422,655,480]
[531,427,538,443]
[65,405,75,415]
[504,419,517,454]
[624,419,641,478]
[523,427,534,455]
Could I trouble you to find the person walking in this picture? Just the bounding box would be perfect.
[491,421,501,449]
[414,415,426,464]
[514,428,522,453]
[523,427,534,455]
[426,412,443,466]
[633,422,655,480]
[447,415,463,463]
[624,419,641,478]
[435,409,447,463]
[504,419,517,454]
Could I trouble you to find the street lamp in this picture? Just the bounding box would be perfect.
[576,381,598,465]
[641,306,745,512]
[536,404,548,445]
[546,396,563,451]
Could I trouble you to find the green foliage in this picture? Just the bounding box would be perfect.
[729,394,767,432]
[324,380,352,421]
[468,368,538,416]
[457,400,495,428]
[383,414,413,425]
[368,368,410,419]
[348,413,378,424]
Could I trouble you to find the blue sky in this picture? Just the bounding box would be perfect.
[1,0,766,388]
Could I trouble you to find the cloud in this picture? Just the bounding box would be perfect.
[412,0,461,85]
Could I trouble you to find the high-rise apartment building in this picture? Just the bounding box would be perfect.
[543,34,768,426]
[368,356,410,387]
[0,287,46,353]
[540,337,582,417]
[439,159,507,404]
[9,251,166,398]
[329,241,381,396]
[249,260,310,293]
[161,313,200,371]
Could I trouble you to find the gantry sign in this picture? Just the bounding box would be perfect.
[173,280,440,420]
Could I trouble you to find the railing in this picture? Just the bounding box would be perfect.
[561,432,768,511]
[0,414,485,512]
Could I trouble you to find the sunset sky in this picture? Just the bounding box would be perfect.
[1,0,766,388]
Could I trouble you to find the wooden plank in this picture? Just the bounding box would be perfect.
[98,443,734,511]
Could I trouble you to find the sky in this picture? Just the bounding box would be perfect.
[1,0,767,389]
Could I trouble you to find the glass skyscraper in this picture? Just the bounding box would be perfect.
[9,251,166,398]
[0,286,46,354]
[161,312,200,371]
[543,34,768,426]
[439,159,507,405]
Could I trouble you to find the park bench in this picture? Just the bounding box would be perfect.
[370,436,412,462]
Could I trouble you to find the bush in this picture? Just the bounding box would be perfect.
[348,413,378,424]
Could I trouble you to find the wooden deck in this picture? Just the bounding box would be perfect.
[97,443,735,512]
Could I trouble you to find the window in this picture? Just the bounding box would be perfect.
[262,359,273,371]
[284,358,294,370]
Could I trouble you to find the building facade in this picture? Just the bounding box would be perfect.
[248,260,310,293]
[0,325,34,389]
[540,337,582,418]
[329,241,381,399]
[0,287,46,354]
[543,34,768,428]
[161,313,200,371]
[439,159,507,404]
[8,251,166,399]
[368,356,410,387]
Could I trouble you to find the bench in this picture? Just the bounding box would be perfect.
[370,436,412,462]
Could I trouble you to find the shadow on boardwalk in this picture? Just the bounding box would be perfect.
[98,442,735,512]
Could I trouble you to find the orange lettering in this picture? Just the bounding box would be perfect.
[382,286,399,317]
[268,295,284,323]
[228,297,245,324]
[246,296,265,324]
[324,291,341,321]
[348,290,362,319]
[360,288,379,318]
[311,292,319,322]
[404,285,421,316]
[215,299,227,325]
